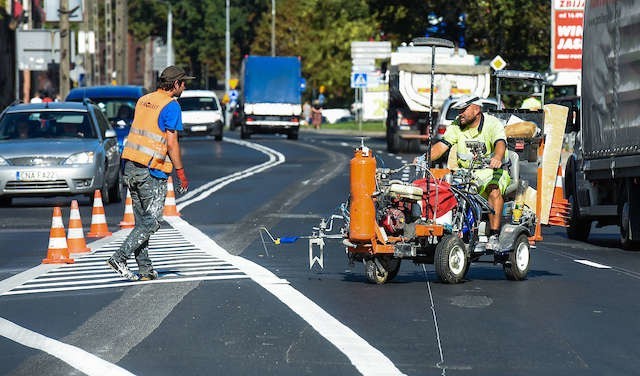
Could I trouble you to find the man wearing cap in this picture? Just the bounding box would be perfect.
[107,65,194,281]
[428,95,510,249]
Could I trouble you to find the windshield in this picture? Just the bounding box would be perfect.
[446,102,499,121]
[90,99,136,123]
[0,111,97,140]
[178,97,219,111]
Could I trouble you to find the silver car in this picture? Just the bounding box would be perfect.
[0,102,122,206]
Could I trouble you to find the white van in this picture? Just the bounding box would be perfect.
[178,90,223,141]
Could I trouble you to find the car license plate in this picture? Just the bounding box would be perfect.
[191,125,207,132]
[17,170,56,181]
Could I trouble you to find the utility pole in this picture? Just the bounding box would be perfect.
[271,0,275,56]
[92,0,101,85]
[59,0,71,99]
[105,0,114,84]
[115,0,127,84]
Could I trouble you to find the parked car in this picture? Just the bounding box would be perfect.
[177,90,223,140]
[66,85,146,152]
[436,96,499,139]
[0,101,123,206]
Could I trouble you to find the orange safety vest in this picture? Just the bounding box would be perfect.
[121,90,175,173]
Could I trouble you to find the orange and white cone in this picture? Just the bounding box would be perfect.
[87,190,112,237]
[119,189,135,229]
[67,200,91,253]
[549,164,571,227]
[43,206,74,264]
[163,176,181,217]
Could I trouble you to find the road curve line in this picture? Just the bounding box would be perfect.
[0,317,135,376]
[166,216,405,376]
[176,138,285,210]
[574,259,612,269]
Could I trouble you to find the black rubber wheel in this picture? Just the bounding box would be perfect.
[240,124,250,139]
[108,170,123,203]
[0,197,12,206]
[365,257,389,284]
[504,234,530,281]
[434,235,468,284]
[214,131,223,141]
[566,193,591,241]
[385,257,402,282]
[287,129,299,140]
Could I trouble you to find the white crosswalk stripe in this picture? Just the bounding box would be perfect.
[1,228,248,296]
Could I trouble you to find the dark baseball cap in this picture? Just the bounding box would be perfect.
[159,66,195,82]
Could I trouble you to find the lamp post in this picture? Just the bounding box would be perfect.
[225,0,230,127]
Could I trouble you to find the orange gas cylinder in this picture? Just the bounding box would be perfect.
[349,147,377,242]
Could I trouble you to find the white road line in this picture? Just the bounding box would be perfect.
[0,317,135,376]
[167,216,405,376]
[574,259,612,269]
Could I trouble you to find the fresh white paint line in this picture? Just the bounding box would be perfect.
[0,317,135,376]
[574,259,612,269]
[166,216,405,376]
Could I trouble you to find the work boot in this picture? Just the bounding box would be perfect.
[107,257,139,281]
[487,234,500,251]
[139,269,159,281]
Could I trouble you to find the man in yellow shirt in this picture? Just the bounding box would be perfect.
[429,96,510,248]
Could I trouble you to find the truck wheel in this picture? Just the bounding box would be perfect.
[435,235,468,284]
[240,124,250,139]
[503,234,530,281]
[389,132,402,153]
[618,181,640,251]
[567,193,591,241]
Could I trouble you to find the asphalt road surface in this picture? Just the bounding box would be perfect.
[1,129,639,376]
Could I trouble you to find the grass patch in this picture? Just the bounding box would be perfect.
[310,120,386,132]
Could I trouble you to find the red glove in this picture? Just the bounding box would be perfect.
[175,168,189,193]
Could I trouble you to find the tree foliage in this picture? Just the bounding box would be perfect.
[128,0,551,105]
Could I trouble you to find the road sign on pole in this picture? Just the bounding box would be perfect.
[490,55,507,71]
[351,72,368,88]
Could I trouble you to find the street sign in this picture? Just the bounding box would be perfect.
[490,55,507,71]
[351,41,392,60]
[44,0,84,22]
[17,30,61,70]
[351,72,368,88]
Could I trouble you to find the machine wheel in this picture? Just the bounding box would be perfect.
[365,256,397,284]
[385,257,402,282]
[434,235,468,284]
[504,234,530,280]
[108,170,123,203]
[240,124,250,139]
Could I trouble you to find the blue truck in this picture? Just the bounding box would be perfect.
[238,56,303,140]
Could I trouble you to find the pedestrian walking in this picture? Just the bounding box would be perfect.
[107,65,193,281]
[311,100,323,129]
[302,101,311,126]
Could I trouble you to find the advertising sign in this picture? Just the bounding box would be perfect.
[551,0,584,71]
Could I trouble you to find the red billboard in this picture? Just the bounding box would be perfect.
[551,0,584,71]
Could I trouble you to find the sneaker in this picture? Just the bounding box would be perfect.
[107,258,139,281]
[139,269,159,281]
[487,235,500,251]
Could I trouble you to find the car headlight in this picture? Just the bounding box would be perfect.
[64,151,95,165]
[0,156,8,166]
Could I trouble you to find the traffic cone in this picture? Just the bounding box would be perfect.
[42,206,74,264]
[163,176,181,217]
[119,189,135,229]
[87,190,112,237]
[67,200,90,253]
[549,164,571,227]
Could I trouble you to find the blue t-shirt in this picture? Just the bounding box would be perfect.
[149,100,183,179]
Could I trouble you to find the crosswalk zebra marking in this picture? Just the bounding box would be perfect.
[1,228,248,296]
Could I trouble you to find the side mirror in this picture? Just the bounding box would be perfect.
[105,129,117,138]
